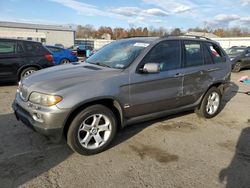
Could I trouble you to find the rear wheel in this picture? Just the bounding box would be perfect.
[195,87,222,118]
[20,67,37,80]
[67,105,117,155]
[232,62,241,72]
[60,59,70,64]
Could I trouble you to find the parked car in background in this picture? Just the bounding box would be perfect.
[46,45,78,65]
[227,46,250,72]
[13,36,231,155]
[0,38,54,82]
[68,44,93,57]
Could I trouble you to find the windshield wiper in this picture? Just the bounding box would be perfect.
[89,62,112,68]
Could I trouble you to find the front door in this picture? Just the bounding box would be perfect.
[127,40,183,118]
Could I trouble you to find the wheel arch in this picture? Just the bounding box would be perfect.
[63,98,124,139]
[17,64,42,80]
[196,82,225,108]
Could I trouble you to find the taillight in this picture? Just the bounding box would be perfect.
[45,54,53,62]
[71,51,77,56]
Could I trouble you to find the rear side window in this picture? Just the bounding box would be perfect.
[205,43,225,63]
[184,41,203,67]
[203,43,214,65]
[23,42,48,55]
[141,40,181,71]
[47,47,62,53]
[0,41,16,54]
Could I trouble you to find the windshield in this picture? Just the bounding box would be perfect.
[86,40,150,69]
[227,48,245,56]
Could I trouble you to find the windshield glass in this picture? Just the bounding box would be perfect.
[86,40,150,69]
[227,48,245,55]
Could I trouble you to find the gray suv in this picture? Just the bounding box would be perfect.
[13,36,231,155]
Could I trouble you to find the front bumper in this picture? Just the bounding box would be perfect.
[12,93,70,142]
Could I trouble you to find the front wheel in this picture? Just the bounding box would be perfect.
[195,87,222,118]
[232,62,241,72]
[67,105,117,155]
[20,67,37,80]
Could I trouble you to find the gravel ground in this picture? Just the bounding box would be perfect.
[0,70,250,188]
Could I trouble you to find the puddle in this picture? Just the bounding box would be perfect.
[129,144,178,164]
[157,121,197,132]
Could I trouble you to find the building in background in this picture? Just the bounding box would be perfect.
[0,21,75,48]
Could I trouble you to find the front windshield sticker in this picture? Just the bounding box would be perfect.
[134,42,150,48]
[115,64,125,68]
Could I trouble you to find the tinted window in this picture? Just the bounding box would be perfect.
[0,41,16,53]
[203,43,214,65]
[142,40,181,71]
[23,42,47,55]
[246,48,250,54]
[184,41,203,67]
[49,47,62,53]
[206,43,225,63]
[17,44,24,53]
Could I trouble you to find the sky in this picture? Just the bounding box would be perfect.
[1,0,250,30]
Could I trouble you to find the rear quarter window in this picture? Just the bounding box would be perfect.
[23,42,48,55]
[47,47,62,53]
[205,42,225,63]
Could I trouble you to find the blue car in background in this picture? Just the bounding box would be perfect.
[45,45,78,65]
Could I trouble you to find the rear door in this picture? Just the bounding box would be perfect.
[127,40,183,117]
[180,40,227,106]
[180,40,209,106]
[0,40,20,81]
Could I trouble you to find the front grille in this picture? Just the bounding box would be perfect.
[19,84,28,101]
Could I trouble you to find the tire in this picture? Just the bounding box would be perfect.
[67,104,117,155]
[195,87,222,119]
[20,67,37,81]
[232,62,241,72]
[60,59,70,64]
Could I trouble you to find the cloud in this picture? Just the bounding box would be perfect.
[206,14,240,27]
[143,8,169,16]
[49,0,106,16]
[241,0,250,6]
[111,7,169,17]
[141,0,194,14]
[240,16,250,24]
[110,7,141,17]
[173,5,192,13]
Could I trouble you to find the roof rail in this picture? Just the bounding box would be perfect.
[165,35,212,41]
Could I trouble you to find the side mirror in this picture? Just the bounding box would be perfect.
[142,63,160,73]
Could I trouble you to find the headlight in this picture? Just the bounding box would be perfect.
[230,58,234,61]
[29,92,62,106]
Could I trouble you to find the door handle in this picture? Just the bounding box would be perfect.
[174,73,184,77]
[207,68,220,72]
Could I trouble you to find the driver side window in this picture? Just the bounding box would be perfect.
[141,40,181,71]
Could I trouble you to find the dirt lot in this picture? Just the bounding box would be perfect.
[0,70,250,188]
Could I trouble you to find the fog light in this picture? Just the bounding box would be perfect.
[33,112,44,122]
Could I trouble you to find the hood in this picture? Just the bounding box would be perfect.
[22,62,122,93]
